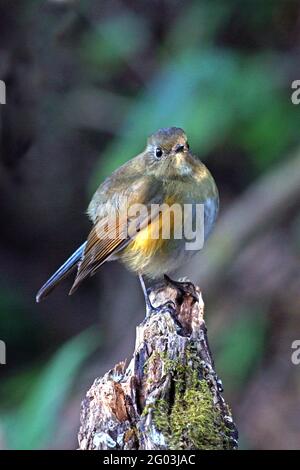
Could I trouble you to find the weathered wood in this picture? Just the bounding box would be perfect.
[78,282,238,450]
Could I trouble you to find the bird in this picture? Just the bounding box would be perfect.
[36,127,219,314]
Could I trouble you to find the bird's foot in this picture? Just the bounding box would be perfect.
[139,273,177,319]
[164,274,198,303]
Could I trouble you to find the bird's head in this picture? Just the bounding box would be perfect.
[145,127,194,178]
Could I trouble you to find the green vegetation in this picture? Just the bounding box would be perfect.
[0,0,299,449]
[144,350,233,449]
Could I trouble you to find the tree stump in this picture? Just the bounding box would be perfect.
[78,281,238,450]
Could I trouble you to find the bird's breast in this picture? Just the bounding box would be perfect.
[119,180,219,278]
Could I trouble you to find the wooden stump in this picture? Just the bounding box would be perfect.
[78,282,238,450]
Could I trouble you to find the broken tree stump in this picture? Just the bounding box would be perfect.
[78,282,238,450]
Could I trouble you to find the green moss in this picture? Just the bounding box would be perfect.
[149,351,233,450]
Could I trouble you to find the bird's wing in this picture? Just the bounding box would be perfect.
[69,176,162,294]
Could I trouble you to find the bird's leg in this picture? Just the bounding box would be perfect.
[164,274,198,303]
[138,273,176,317]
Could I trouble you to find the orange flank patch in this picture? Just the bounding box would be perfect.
[122,197,181,269]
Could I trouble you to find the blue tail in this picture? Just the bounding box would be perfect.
[36,242,86,303]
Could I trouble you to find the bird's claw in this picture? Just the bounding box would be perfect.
[164,274,198,303]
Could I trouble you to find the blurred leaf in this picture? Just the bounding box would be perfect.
[80,11,150,71]
[0,287,29,341]
[166,1,233,52]
[89,49,295,193]
[0,364,42,408]
[239,98,300,170]
[214,308,268,391]
[0,287,42,362]
[1,327,99,449]
[89,49,238,191]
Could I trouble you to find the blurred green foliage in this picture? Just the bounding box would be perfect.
[1,0,300,450]
[86,7,299,193]
[214,308,268,391]
[81,12,150,73]
[1,328,99,449]
[0,288,39,345]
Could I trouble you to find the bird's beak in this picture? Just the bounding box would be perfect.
[175,144,185,153]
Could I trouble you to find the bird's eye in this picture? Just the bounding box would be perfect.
[155,147,163,159]
[186,142,190,150]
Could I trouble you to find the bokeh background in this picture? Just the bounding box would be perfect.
[0,0,300,450]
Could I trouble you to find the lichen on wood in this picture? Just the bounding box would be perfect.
[78,282,238,450]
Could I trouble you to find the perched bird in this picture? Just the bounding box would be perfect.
[36,127,219,313]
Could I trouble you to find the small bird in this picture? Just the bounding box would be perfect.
[36,127,219,313]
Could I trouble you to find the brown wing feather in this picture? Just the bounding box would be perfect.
[69,171,163,295]
[69,214,129,295]
[69,206,160,295]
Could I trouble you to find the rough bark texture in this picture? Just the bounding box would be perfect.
[78,282,238,450]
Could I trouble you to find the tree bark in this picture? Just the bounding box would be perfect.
[78,281,238,450]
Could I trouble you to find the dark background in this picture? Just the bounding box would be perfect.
[0,0,300,449]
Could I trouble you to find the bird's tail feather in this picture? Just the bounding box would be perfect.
[36,242,86,303]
